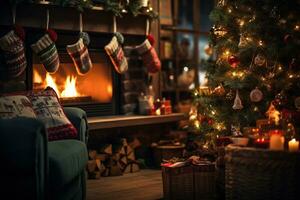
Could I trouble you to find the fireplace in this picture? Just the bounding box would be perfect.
[29,31,121,117]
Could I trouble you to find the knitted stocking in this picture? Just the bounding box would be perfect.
[135,38,161,73]
[0,30,27,78]
[31,33,60,74]
[105,32,128,74]
[66,36,93,75]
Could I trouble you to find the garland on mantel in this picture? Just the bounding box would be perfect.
[9,0,158,19]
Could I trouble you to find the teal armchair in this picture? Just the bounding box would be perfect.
[0,107,88,200]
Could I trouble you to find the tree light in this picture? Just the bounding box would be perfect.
[258,40,263,46]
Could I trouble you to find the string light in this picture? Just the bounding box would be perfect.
[258,40,263,46]
[239,20,245,27]
[228,8,232,13]
[295,25,299,31]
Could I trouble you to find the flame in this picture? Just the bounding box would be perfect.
[61,76,81,98]
[33,69,43,83]
[46,73,60,97]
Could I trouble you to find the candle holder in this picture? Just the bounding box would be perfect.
[254,137,269,149]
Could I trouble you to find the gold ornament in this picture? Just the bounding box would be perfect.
[294,97,300,110]
[232,90,243,110]
[250,87,263,102]
[213,84,225,96]
[265,102,280,125]
[254,54,266,66]
[204,44,213,56]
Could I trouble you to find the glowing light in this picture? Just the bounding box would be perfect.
[46,73,60,97]
[258,40,263,46]
[61,76,82,98]
[295,25,299,31]
[228,8,232,13]
[183,66,189,72]
[239,20,245,26]
[33,69,43,84]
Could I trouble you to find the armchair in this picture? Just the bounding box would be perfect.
[0,107,88,200]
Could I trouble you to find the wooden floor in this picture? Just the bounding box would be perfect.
[87,169,163,200]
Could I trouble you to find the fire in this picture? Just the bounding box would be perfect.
[61,76,81,98]
[33,69,43,83]
[46,73,60,97]
[43,73,81,98]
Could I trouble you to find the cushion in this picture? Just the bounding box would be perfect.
[48,139,88,190]
[0,95,36,119]
[27,87,77,141]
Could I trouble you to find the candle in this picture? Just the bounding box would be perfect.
[288,139,299,152]
[269,130,284,150]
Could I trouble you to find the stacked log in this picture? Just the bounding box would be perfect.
[87,138,141,179]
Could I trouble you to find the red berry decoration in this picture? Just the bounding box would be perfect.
[13,25,26,41]
[46,28,58,42]
[147,34,155,46]
[228,55,239,68]
[284,34,292,43]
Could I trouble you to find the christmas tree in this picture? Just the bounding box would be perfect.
[189,0,300,148]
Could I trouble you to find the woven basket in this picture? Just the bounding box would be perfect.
[162,164,216,200]
[225,145,300,200]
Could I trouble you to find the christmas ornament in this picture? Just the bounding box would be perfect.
[254,54,266,66]
[284,34,292,43]
[67,35,93,75]
[289,58,298,70]
[31,33,60,74]
[231,124,243,137]
[204,44,213,56]
[250,87,263,102]
[232,90,243,110]
[228,55,239,68]
[105,32,128,74]
[238,34,248,48]
[273,91,288,109]
[0,29,27,78]
[294,97,300,110]
[213,84,225,96]
[226,89,235,101]
[265,102,280,123]
[211,25,227,38]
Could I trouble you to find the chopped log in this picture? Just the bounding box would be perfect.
[121,138,128,147]
[87,160,98,173]
[119,155,128,165]
[131,162,140,173]
[113,144,126,156]
[88,150,97,160]
[95,153,107,161]
[102,168,110,177]
[126,145,133,155]
[128,137,141,149]
[109,164,123,176]
[99,144,113,155]
[123,164,131,174]
[127,151,135,161]
[88,171,101,179]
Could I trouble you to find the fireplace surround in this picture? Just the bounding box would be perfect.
[28,30,122,117]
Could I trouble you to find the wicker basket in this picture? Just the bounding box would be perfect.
[162,164,216,200]
[225,145,300,200]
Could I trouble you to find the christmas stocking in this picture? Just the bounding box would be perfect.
[66,33,93,75]
[135,35,161,73]
[31,32,60,74]
[0,29,27,78]
[105,32,128,74]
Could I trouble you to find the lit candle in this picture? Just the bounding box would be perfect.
[269,130,284,150]
[288,139,299,152]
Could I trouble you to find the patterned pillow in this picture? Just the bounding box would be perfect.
[27,87,78,141]
[0,95,36,119]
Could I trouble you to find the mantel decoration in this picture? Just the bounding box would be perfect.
[8,0,158,19]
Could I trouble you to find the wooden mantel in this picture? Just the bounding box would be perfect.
[88,113,187,130]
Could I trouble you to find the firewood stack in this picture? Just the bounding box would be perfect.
[87,138,141,179]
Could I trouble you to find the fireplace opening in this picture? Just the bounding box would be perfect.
[33,51,113,104]
[31,48,120,117]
